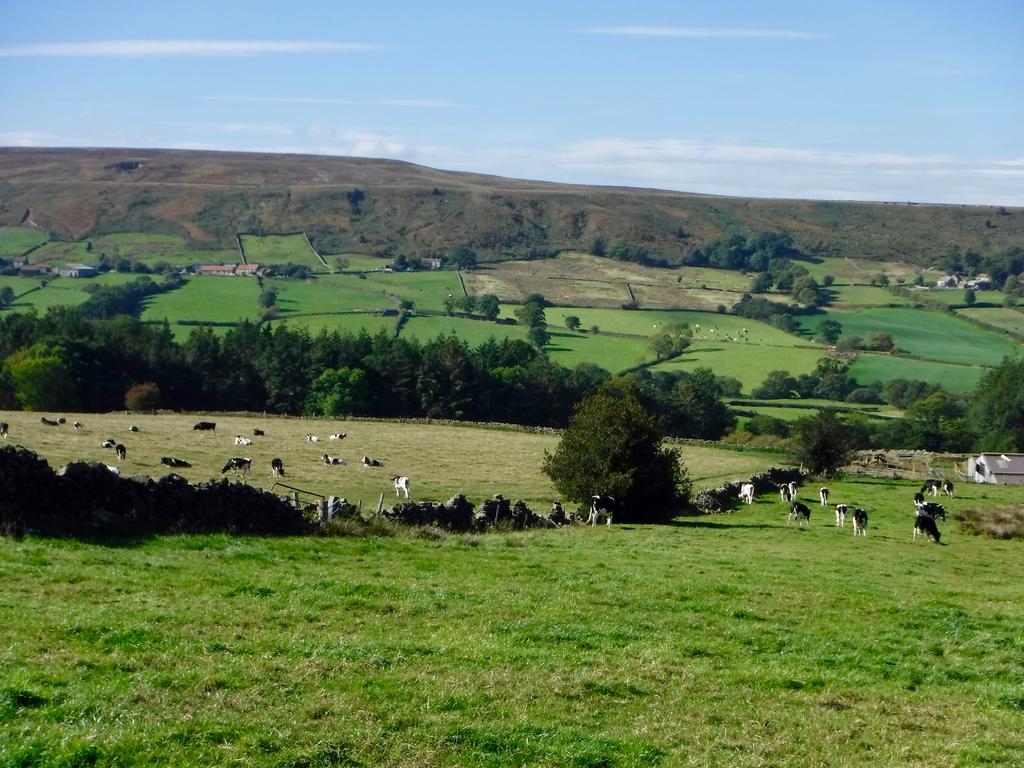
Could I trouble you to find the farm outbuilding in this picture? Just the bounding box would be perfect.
[57,263,98,278]
[967,453,1024,485]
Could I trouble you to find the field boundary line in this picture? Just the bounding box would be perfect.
[303,231,331,270]
[236,234,246,264]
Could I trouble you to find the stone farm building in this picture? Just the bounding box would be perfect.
[967,453,1024,485]
[194,263,263,276]
[57,263,98,278]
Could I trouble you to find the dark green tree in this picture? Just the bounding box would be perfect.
[542,380,689,522]
[970,356,1024,451]
[964,287,977,306]
[817,319,843,344]
[477,294,500,321]
[797,410,852,478]
[564,315,581,331]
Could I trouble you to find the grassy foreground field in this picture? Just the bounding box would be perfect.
[2,412,1024,766]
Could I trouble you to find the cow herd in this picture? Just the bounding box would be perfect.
[739,478,952,543]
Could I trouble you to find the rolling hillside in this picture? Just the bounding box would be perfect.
[1,147,1021,263]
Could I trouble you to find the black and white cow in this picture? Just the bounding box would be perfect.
[915,500,947,522]
[362,456,383,467]
[913,491,926,505]
[129,425,140,433]
[779,480,798,503]
[852,508,868,536]
[40,417,61,426]
[834,503,848,527]
[914,513,941,543]
[819,486,830,506]
[329,432,347,441]
[160,456,192,468]
[193,421,217,433]
[788,501,811,527]
[0,421,7,439]
[588,494,616,527]
[321,454,345,465]
[942,480,954,498]
[738,482,755,505]
[221,457,252,475]
[73,421,84,430]
[306,433,321,443]
[100,438,116,449]
[271,457,284,477]
[252,428,265,437]
[234,435,253,446]
[392,475,411,498]
[115,444,127,463]
[921,479,942,497]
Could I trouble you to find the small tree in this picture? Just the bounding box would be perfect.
[527,325,550,349]
[564,315,581,331]
[542,380,690,522]
[964,287,977,306]
[817,319,843,344]
[333,256,350,272]
[797,410,852,478]
[125,382,162,411]
[478,294,500,321]
[258,288,278,309]
[0,286,14,308]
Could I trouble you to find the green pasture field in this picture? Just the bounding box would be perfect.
[400,315,528,349]
[799,307,1021,366]
[91,233,237,266]
[545,329,654,373]
[957,306,1024,336]
[0,275,47,299]
[26,240,93,263]
[848,355,987,393]
[0,226,48,256]
[800,256,933,285]
[238,234,321,268]
[267,313,398,337]
[731,398,903,423]
[267,275,392,315]
[826,284,912,307]
[1,412,1022,766]
[140,277,261,326]
[363,270,466,313]
[334,253,393,271]
[0,277,91,313]
[653,342,826,393]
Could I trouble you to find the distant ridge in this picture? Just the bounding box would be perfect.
[1,147,1020,263]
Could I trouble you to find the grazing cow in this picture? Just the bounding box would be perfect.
[852,508,868,536]
[221,457,252,475]
[588,494,616,527]
[778,480,797,503]
[100,439,116,449]
[921,479,942,497]
[40,417,61,426]
[819,487,830,506]
[321,454,346,465]
[160,456,191,468]
[252,428,265,437]
[271,457,284,477]
[73,421,84,430]
[738,482,755,505]
[942,480,954,498]
[914,513,941,543]
[234,435,253,446]
[193,421,217,433]
[915,500,947,522]
[329,433,347,441]
[913,491,926,505]
[306,434,321,443]
[129,425,139,433]
[0,421,8,439]
[115,444,127,463]
[835,503,848,527]
[362,455,383,467]
[788,501,811,527]
[392,475,411,499]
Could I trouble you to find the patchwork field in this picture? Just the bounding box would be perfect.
[2,412,1023,767]
[140,278,261,328]
[848,355,987,393]
[731,398,903,423]
[268,274,393,316]
[957,306,1024,337]
[826,284,912,308]
[238,234,321,268]
[0,226,48,256]
[362,270,465,313]
[800,256,934,285]
[799,308,1021,366]
[654,342,827,392]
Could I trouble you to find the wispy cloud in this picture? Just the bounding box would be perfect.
[0,40,384,57]
[204,96,467,109]
[579,26,827,40]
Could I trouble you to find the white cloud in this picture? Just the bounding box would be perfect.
[0,40,384,57]
[578,26,827,39]
[0,131,63,146]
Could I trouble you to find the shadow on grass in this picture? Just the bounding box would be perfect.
[670,519,777,530]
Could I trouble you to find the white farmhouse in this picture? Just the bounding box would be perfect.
[967,453,1024,485]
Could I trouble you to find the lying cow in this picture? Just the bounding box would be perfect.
[160,456,192,468]
[321,454,345,465]
[362,456,383,467]
[253,428,265,437]
[852,508,868,537]
[100,438,117,449]
[129,425,140,433]
[306,434,321,443]
[73,421,84,430]
[234,435,253,446]
[787,501,811,527]
[329,433,346,441]
[40,417,62,426]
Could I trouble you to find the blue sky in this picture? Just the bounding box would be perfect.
[2,0,1022,204]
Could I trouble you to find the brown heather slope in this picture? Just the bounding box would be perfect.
[1,147,1021,263]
